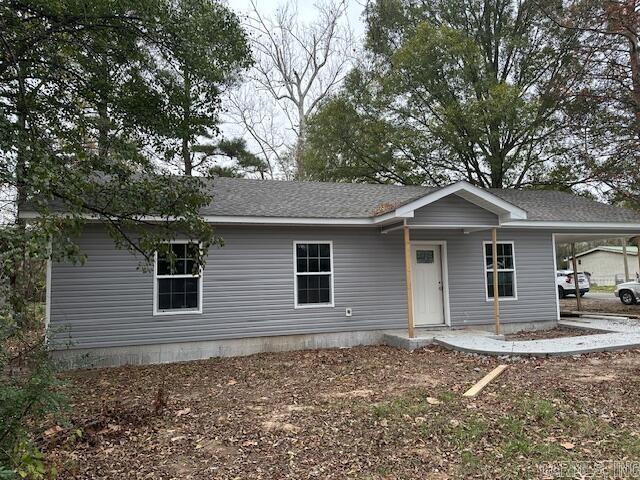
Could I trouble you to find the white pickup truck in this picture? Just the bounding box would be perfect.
[615,281,640,305]
[556,270,590,298]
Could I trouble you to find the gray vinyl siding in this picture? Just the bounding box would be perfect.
[49,225,558,350]
[409,229,557,326]
[408,195,498,226]
[49,225,408,349]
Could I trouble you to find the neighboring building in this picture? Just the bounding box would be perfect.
[571,246,639,286]
[19,178,640,368]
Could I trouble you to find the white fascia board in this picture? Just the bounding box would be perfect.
[393,181,528,220]
[501,221,640,231]
[202,215,375,226]
[19,210,379,226]
[571,246,603,258]
[19,209,640,231]
[567,246,638,258]
[372,210,414,224]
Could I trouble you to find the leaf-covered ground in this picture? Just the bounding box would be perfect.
[46,346,640,479]
[560,297,639,316]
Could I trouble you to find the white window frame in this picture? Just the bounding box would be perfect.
[482,240,518,301]
[293,240,335,309]
[153,240,203,316]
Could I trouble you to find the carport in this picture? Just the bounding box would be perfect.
[553,230,640,312]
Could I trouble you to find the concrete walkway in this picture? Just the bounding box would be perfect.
[431,317,640,357]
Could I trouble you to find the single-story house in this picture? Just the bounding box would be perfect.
[569,246,639,285]
[19,178,640,367]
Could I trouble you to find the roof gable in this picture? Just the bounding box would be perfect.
[407,194,499,226]
[393,181,527,222]
[576,246,639,258]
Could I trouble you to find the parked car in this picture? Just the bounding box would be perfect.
[556,270,590,298]
[615,281,640,305]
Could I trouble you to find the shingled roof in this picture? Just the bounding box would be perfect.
[19,176,640,225]
[204,177,640,224]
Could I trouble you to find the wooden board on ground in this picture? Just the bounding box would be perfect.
[463,365,508,398]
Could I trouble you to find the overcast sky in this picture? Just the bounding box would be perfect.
[230,0,366,37]
[219,0,366,175]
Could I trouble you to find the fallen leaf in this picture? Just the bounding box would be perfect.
[97,424,121,435]
[176,407,191,417]
[227,379,238,386]
[44,425,63,437]
[561,442,575,450]
[426,397,442,405]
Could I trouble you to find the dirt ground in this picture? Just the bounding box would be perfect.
[560,297,640,317]
[503,326,598,341]
[43,345,640,479]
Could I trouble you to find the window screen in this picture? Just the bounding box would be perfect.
[484,242,516,299]
[156,242,201,313]
[295,242,332,306]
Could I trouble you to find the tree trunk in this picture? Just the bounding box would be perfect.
[294,105,306,178]
[628,14,640,135]
[97,102,109,161]
[15,64,27,208]
[182,71,193,176]
[12,63,29,326]
[620,0,640,136]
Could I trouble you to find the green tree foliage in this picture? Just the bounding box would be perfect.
[194,138,269,178]
[304,0,588,188]
[153,0,253,175]
[0,0,251,475]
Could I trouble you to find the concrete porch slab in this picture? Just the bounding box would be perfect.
[433,317,640,357]
[385,317,640,357]
[383,329,503,352]
[433,332,640,357]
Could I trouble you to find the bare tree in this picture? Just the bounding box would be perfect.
[551,0,640,206]
[227,85,293,179]
[231,0,355,177]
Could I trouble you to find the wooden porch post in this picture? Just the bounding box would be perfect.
[491,228,500,335]
[403,223,415,339]
[571,243,582,311]
[622,238,630,282]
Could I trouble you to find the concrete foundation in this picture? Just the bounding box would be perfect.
[50,321,562,370]
[51,328,415,370]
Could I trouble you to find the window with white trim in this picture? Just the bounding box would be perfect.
[155,242,202,313]
[483,241,517,299]
[294,242,333,306]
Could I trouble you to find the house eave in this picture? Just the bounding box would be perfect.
[18,211,640,231]
[500,221,640,231]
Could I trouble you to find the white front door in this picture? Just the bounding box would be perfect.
[411,244,445,326]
